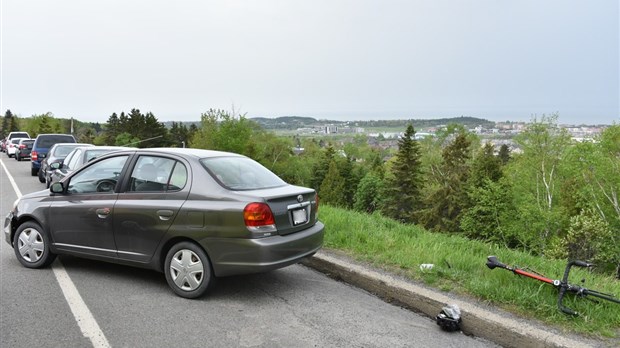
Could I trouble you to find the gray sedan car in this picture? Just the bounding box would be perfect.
[4,148,324,298]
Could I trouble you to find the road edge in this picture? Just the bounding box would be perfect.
[302,251,600,348]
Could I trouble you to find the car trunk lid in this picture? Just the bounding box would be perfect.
[237,186,318,236]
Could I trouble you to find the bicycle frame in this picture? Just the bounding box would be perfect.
[486,256,620,315]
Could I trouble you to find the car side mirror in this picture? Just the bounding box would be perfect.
[50,182,65,194]
[50,162,62,170]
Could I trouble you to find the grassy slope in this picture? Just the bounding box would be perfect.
[320,205,620,338]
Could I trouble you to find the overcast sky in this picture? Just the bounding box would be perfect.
[1,0,618,125]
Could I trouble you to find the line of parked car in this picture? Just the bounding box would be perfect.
[1,132,130,186]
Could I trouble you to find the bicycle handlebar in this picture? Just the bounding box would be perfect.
[485,255,510,271]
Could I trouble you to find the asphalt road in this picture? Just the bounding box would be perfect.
[0,155,497,348]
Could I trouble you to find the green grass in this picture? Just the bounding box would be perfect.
[320,205,620,338]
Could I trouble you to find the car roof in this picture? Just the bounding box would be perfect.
[92,147,245,161]
[50,142,93,148]
[35,133,75,136]
[84,146,133,152]
[138,147,245,159]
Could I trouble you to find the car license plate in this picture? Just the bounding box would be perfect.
[292,208,307,225]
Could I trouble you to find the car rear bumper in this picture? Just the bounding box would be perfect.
[203,221,325,277]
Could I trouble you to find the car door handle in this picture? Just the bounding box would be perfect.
[96,208,111,218]
[157,210,174,221]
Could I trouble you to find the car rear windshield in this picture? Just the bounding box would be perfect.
[53,145,81,157]
[9,132,30,139]
[200,156,286,190]
[36,135,76,148]
[9,132,29,139]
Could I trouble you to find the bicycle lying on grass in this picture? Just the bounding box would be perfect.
[486,256,620,316]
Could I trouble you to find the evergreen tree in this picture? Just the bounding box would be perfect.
[469,142,502,188]
[310,145,336,192]
[340,155,356,208]
[101,109,169,147]
[461,179,517,246]
[460,142,510,242]
[142,111,169,147]
[369,149,385,179]
[353,171,383,213]
[1,109,14,137]
[103,113,121,145]
[419,132,472,232]
[319,160,346,207]
[38,114,55,133]
[78,127,96,144]
[498,144,511,164]
[7,111,20,133]
[189,123,198,135]
[381,124,423,223]
[169,122,190,147]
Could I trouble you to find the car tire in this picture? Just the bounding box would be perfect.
[38,168,46,183]
[13,221,57,269]
[31,168,38,176]
[164,242,213,299]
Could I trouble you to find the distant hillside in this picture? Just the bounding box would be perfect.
[162,116,495,130]
[250,116,495,130]
[250,116,332,129]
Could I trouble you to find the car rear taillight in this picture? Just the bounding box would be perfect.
[244,202,276,235]
[31,150,38,161]
[19,144,26,149]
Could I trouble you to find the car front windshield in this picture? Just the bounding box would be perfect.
[56,146,78,157]
[200,156,286,190]
[85,149,116,162]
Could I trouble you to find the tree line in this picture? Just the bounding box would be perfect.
[320,115,620,278]
[2,109,618,277]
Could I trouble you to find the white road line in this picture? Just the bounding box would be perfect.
[1,158,111,348]
[0,158,22,197]
[52,262,111,348]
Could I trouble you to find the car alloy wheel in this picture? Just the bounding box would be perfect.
[13,222,57,268]
[164,242,212,298]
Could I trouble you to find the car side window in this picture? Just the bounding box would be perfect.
[66,155,129,194]
[67,149,83,170]
[169,162,188,190]
[129,156,186,192]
